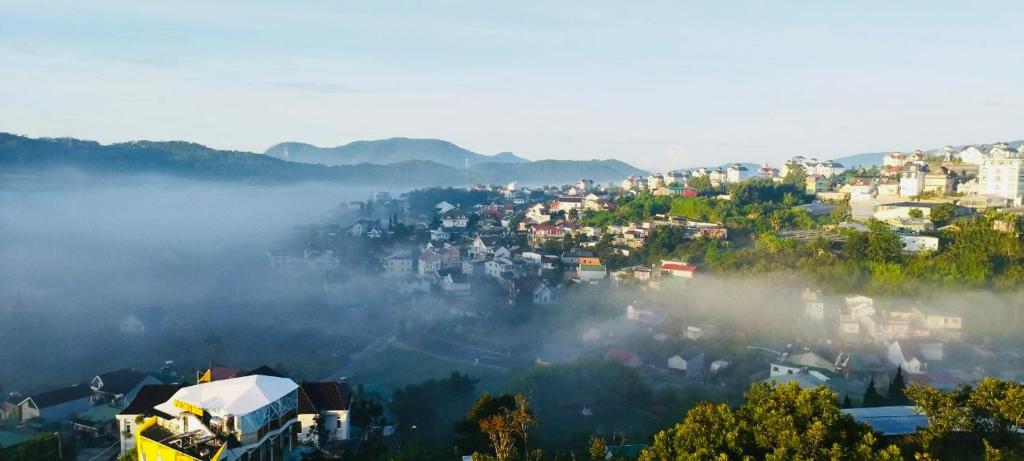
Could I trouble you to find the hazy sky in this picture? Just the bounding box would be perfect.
[1,1,1022,169]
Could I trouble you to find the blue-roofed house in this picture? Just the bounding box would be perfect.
[842,405,928,436]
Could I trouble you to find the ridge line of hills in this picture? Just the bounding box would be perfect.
[0,133,648,186]
[264,137,530,168]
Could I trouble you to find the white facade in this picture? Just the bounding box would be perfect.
[978,151,1024,206]
[899,234,939,253]
[958,146,987,164]
[899,164,927,198]
[725,164,752,184]
[384,254,413,276]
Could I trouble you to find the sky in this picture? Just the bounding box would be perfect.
[1,1,1022,170]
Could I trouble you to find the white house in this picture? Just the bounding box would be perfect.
[577,263,607,282]
[116,384,184,455]
[441,210,469,229]
[435,201,456,214]
[418,249,442,275]
[13,384,93,423]
[91,368,161,408]
[899,163,927,198]
[525,203,551,223]
[440,272,472,295]
[886,342,926,374]
[485,257,515,279]
[978,148,1024,206]
[384,251,414,277]
[873,202,941,221]
[726,164,752,184]
[812,160,846,178]
[957,145,987,164]
[884,152,908,169]
[297,381,354,445]
[899,234,939,253]
[844,178,877,202]
[667,348,705,377]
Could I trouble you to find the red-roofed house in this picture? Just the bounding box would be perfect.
[661,260,696,278]
[606,349,643,368]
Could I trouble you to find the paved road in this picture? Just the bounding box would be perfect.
[324,326,397,381]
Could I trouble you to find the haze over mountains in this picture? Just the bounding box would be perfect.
[265,137,529,168]
[4,133,1022,188]
[0,133,645,187]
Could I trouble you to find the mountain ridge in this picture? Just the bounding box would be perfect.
[264,137,530,168]
[0,133,645,186]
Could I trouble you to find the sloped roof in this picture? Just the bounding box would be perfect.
[202,366,242,382]
[94,368,150,395]
[28,384,93,408]
[119,384,184,417]
[842,406,926,435]
[241,365,285,378]
[661,262,696,272]
[298,382,353,414]
[154,375,298,418]
[677,347,704,360]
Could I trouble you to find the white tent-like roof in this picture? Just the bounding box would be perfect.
[155,375,298,418]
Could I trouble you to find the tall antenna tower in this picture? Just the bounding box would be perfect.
[283,145,290,160]
[464,158,469,185]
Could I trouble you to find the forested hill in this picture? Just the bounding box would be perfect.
[265,137,529,168]
[0,133,647,186]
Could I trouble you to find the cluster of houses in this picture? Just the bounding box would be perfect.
[846,143,1024,207]
[1,363,354,460]
[265,178,731,314]
[787,289,992,393]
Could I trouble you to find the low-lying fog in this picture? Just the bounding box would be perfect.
[0,173,393,391]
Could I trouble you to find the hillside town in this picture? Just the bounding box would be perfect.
[4,143,1024,460]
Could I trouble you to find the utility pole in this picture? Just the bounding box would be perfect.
[54,431,62,459]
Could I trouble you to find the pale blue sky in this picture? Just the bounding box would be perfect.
[1,1,1021,169]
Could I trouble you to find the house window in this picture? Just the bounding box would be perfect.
[336,418,342,429]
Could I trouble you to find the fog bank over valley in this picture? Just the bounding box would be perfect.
[0,173,395,390]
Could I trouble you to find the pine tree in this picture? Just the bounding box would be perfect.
[887,366,910,405]
[841,394,853,409]
[863,376,886,407]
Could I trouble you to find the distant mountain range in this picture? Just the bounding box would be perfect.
[0,133,646,187]
[265,137,529,169]
[833,141,1024,167]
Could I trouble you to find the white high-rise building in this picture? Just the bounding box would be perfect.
[899,163,927,198]
[725,163,752,184]
[978,147,1024,206]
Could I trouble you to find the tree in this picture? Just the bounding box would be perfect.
[589,436,608,461]
[929,202,959,225]
[507,394,536,457]
[11,433,67,461]
[863,377,887,407]
[479,412,517,461]
[463,394,535,461]
[640,382,902,461]
[687,175,714,193]
[783,164,807,187]
[392,372,478,444]
[457,394,518,455]
[350,387,384,429]
[887,367,910,405]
